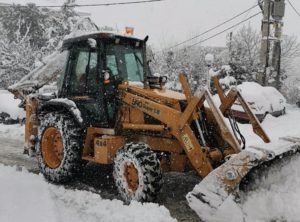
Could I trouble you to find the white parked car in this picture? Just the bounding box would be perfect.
[231,82,286,122]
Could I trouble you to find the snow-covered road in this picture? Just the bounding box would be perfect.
[0,137,38,171]
[0,164,176,222]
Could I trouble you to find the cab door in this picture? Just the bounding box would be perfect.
[62,41,109,127]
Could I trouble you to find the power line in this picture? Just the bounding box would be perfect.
[163,3,259,51]
[0,0,164,8]
[182,11,261,50]
[287,0,300,17]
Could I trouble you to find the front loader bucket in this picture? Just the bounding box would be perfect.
[186,135,300,220]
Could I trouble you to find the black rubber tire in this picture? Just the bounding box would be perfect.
[113,142,163,203]
[36,112,84,183]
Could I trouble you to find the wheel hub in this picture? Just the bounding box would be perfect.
[41,127,64,169]
[124,162,139,192]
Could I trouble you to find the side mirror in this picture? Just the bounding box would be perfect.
[144,35,149,42]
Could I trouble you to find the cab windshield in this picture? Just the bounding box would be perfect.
[106,44,144,82]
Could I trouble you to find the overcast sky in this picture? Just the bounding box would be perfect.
[2,0,300,50]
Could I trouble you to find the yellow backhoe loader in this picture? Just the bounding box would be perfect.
[9,32,300,215]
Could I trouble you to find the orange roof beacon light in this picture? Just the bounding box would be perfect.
[125,27,134,36]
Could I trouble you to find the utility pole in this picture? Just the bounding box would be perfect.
[259,0,285,87]
[260,0,272,86]
[229,32,233,63]
[272,0,285,89]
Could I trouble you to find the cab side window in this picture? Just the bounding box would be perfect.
[68,48,99,95]
[106,55,119,76]
[87,52,99,94]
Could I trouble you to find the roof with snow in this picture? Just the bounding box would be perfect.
[62,32,145,49]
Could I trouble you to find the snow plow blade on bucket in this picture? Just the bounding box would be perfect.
[187,136,300,217]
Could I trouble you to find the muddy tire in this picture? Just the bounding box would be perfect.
[113,142,162,203]
[36,112,84,183]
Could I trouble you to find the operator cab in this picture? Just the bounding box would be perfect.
[59,32,148,127]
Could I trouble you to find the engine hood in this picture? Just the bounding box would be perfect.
[121,84,186,102]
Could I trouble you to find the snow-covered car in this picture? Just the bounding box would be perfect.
[231,82,286,122]
[0,90,25,124]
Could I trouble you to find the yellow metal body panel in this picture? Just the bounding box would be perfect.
[24,96,38,154]
[94,136,125,164]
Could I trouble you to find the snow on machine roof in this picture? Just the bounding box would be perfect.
[62,32,144,49]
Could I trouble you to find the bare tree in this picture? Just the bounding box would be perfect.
[281,35,300,69]
[229,24,261,69]
[227,25,300,89]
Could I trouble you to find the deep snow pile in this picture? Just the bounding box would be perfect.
[0,164,176,222]
[189,105,300,222]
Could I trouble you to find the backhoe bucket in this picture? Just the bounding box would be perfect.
[186,135,300,219]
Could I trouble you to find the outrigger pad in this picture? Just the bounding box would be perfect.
[186,136,300,220]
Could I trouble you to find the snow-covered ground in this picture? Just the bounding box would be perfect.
[0,123,24,141]
[0,164,176,222]
[0,90,25,120]
[238,105,300,145]
[0,126,183,222]
[0,121,177,221]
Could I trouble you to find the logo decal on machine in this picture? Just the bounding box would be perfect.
[182,134,194,152]
[131,98,160,115]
